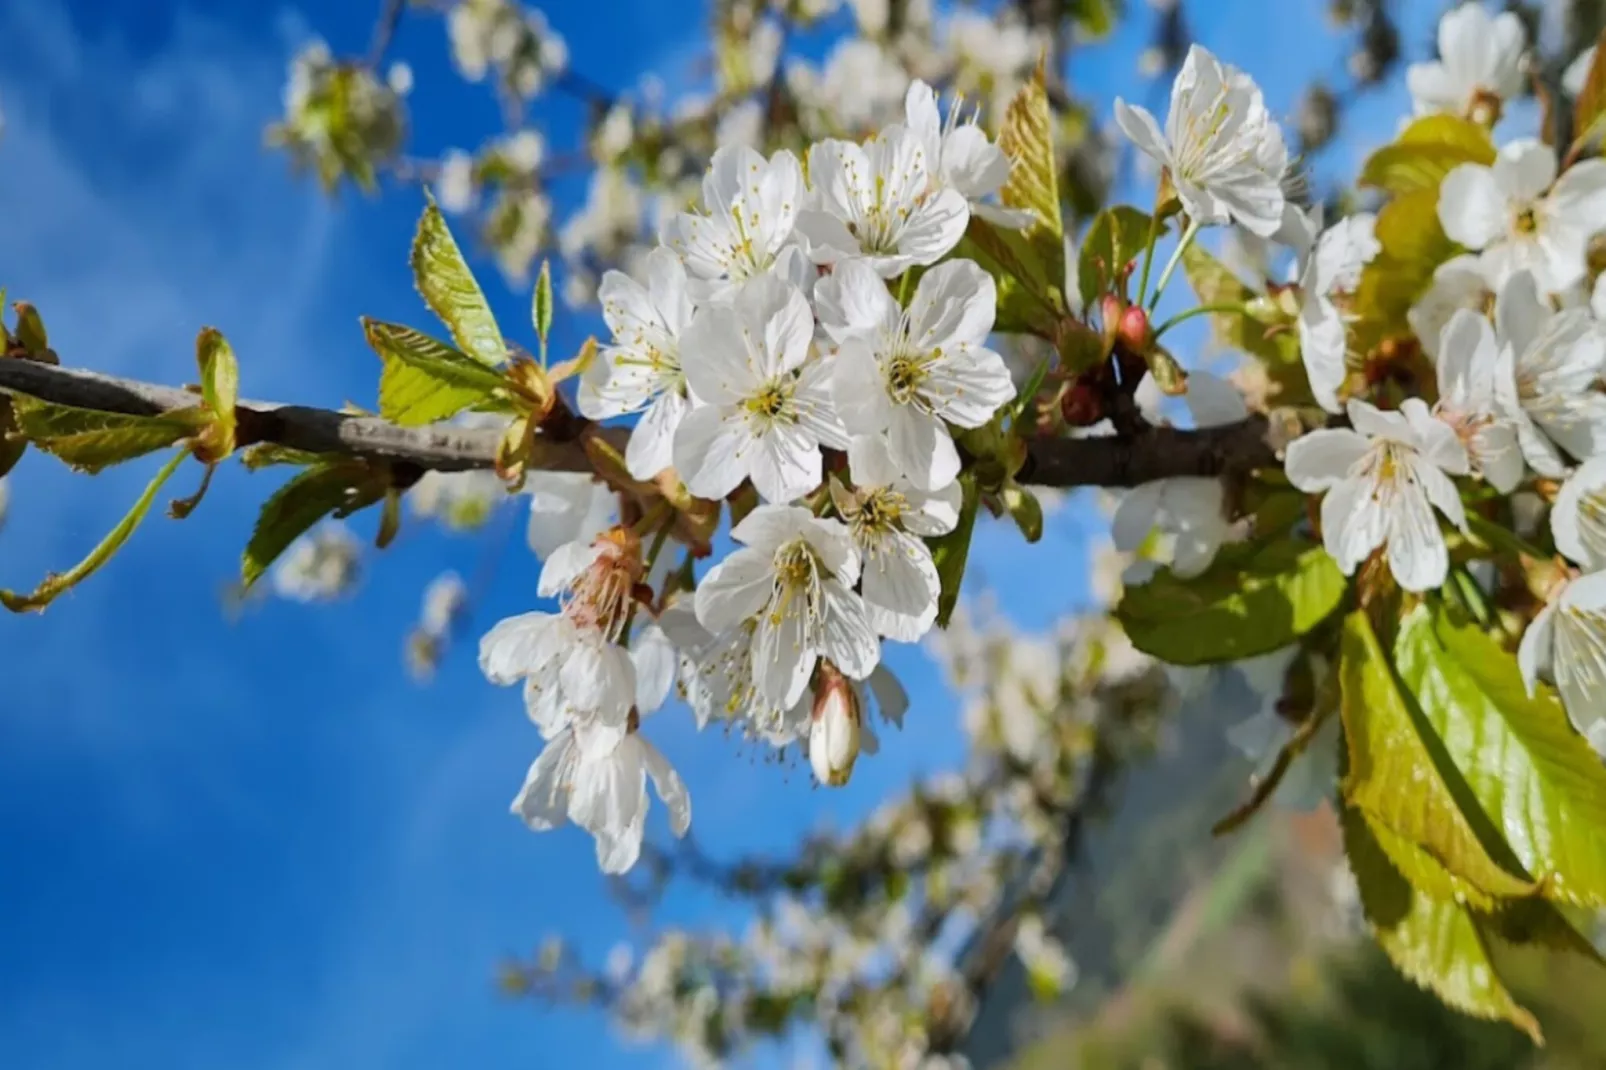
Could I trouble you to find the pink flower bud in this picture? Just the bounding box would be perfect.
[1118,305,1152,352]
[809,662,861,788]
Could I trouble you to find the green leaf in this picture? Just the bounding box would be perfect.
[411,198,505,366]
[1116,538,1347,666]
[1359,115,1496,196]
[1343,805,1543,1044]
[1004,485,1043,543]
[240,444,328,470]
[1395,603,1606,908]
[241,462,384,589]
[997,60,1063,241]
[955,217,1065,337]
[1079,206,1157,310]
[364,318,507,427]
[930,475,979,629]
[1064,0,1117,37]
[195,326,239,456]
[1,449,187,613]
[1181,243,1310,404]
[11,395,204,474]
[1338,611,1538,904]
[1573,28,1606,153]
[533,258,554,361]
[1353,188,1455,344]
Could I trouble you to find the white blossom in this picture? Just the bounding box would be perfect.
[271,521,361,602]
[1409,253,1497,360]
[1406,3,1527,121]
[1492,271,1606,478]
[1439,139,1606,296]
[527,472,617,560]
[904,80,1032,228]
[1297,213,1380,413]
[658,604,805,742]
[1553,457,1606,571]
[795,126,969,276]
[695,505,879,709]
[436,149,478,214]
[1113,372,1247,577]
[420,571,469,637]
[1519,572,1606,756]
[409,468,505,530]
[579,247,695,480]
[662,145,806,302]
[833,434,962,641]
[815,258,1013,490]
[1284,399,1469,592]
[480,532,642,734]
[674,273,849,504]
[1432,309,1525,493]
[1113,44,1289,237]
[1565,45,1599,99]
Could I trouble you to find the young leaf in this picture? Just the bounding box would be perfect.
[364,318,507,426]
[1117,538,1346,666]
[1078,206,1157,311]
[11,395,205,474]
[1343,805,1543,1044]
[1395,604,1606,908]
[1352,187,1454,346]
[242,463,384,588]
[1572,28,1606,152]
[411,198,506,366]
[0,398,27,477]
[955,217,1065,337]
[930,475,979,628]
[1358,114,1496,196]
[1,449,188,613]
[1338,611,1538,904]
[1180,244,1311,403]
[195,327,240,459]
[533,258,553,362]
[997,58,1063,240]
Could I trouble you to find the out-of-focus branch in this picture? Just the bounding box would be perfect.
[0,359,1281,487]
[366,0,408,69]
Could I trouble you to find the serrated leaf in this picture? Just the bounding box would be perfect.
[930,475,979,628]
[195,327,239,457]
[1395,604,1606,908]
[0,398,26,477]
[242,463,383,588]
[954,217,1064,337]
[533,258,553,360]
[1573,28,1606,152]
[1343,805,1543,1044]
[998,59,1063,241]
[1359,115,1496,196]
[1079,206,1157,310]
[11,395,204,474]
[240,444,328,470]
[411,199,505,365]
[1117,538,1346,666]
[1,449,187,613]
[364,318,507,427]
[1339,611,1538,903]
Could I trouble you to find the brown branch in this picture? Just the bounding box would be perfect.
[0,359,1280,487]
[365,0,408,70]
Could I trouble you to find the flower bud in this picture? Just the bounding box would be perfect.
[1117,305,1152,353]
[1060,378,1105,427]
[1098,293,1125,353]
[809,662,862,787]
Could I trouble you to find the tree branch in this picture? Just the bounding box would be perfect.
[0,359,1280,487]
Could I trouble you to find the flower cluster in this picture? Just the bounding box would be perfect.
[480,81,1022,871]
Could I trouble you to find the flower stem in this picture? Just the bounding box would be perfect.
[1154,302,1248,340]
[1134,200,1165,308]
[1147,218,1201,312]
[1465,511,1548,563]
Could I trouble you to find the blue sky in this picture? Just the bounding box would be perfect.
[0,2,1442,1068]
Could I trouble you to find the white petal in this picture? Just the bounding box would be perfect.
[920,344,1016,427]
[897,188,970,266]
[1113,98,1170,166]
[625,389,688,481]
[1438,163,1508,250]
[679,304,757,406]
[814,259,898,344]
[1297,296,1349,414]
[1322,476,1386,576]
[1283,429,1368,491]
[632,624,677,715]
[1518,601,1557,697]
[1384,477,1451,593]
[847,432,901,489]
[888,404,960,492]
[538,540,603,598]
[819,578,880,680]
[831,340,895,435]
[748,422,823,504]
[674,405,752,501]
[754,598,814,708]
[1492,139,1557,202]
[1111,482,1165,552]
[561,641,637,726]
[731,502,813,552]
[906,479,963,536]
[907,260,996,352]
[695,547,776,633]
[640,737,691,838]
[527,473,615,559]
[510,732,578,831]
[479,613,563,685]
[861,531,940,642]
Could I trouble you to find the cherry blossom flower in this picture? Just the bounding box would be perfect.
[903,80,1032,228]
[662,144,806,302]
[479,530,643,734]
[1409,254,1498,360]
[526,471,616,559]
[1432,309,1525,493]
[578,247,696,481]
[1519,572,1606,757]
[695,505,879,709]
[795,125,970,277]
[1491,271,1606,478]
[1284,398,1469,592]
[1113,44,1289,237]
[673,273,848,504]
[657,605,806,743]
[1113,371,1247,577]
[833,434,962,642]
[1552,457,1606,571]
[1296,213,1380,414]
[1406,3,1527,122]
[814,258,1014,490]
[272,521,361,602]
[1439,139,1606,296]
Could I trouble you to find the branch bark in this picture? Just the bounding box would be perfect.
[0,359,1280,487]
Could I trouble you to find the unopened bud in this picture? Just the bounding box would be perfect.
[1145,346,1188,396]
[1098,293,1125,354]
[809,662,862,788]
[1117,305,1152,353]
[1060,379,1105,427]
